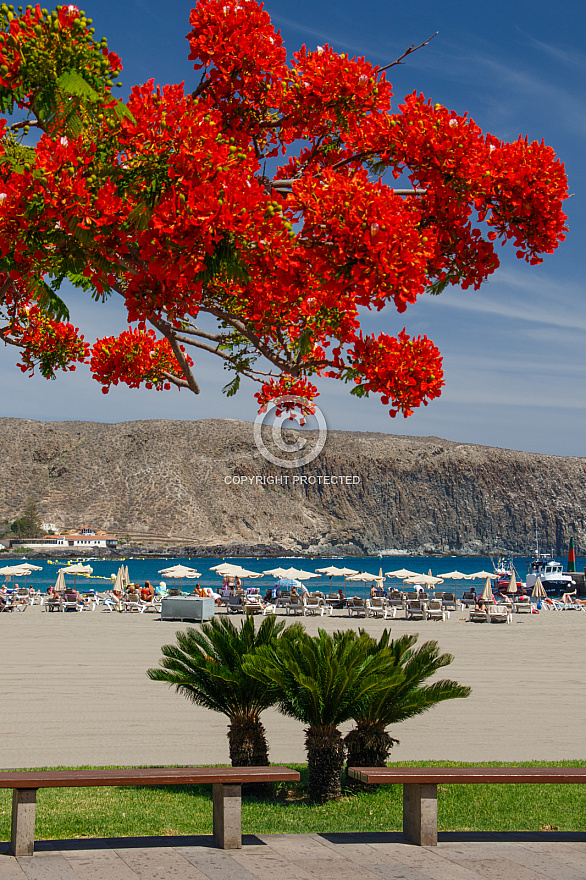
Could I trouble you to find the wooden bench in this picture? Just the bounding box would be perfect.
[348,766,586,846]
[0,765,299,856]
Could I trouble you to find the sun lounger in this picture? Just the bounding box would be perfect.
[303,596,326,616]
[426,599,449,621]
[513,599,531,613]
[347,597,367,617]
[227,595,244,614]
[366,596,387,618]
[468,608,488,623]
[285,597,304,616]
[405,600,425,621]
[487,604,513,623]
[124,593,145,612]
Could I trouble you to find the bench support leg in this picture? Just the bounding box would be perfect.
[10,788,37,856]
[212,783,242,849]
[403,783,437,846]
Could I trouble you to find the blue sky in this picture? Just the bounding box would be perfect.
[0,0,584,456]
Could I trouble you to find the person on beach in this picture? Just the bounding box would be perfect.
[141,581,155,602]
[561,590,586,604]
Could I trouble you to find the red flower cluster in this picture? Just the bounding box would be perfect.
[352,331,443,418]
[9,305,89,379]
[0,1,568,423]
[90,329,193,393]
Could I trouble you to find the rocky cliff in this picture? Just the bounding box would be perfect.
[1,417,585,556]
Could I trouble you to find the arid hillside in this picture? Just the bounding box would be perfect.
[1,417,585,556]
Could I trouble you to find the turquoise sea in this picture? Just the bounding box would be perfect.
[5,553,585,600]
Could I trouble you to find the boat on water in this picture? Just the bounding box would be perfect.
[492,555,523,593]
[525,553,576,596]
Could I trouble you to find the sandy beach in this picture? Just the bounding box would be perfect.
[1,605,584,769]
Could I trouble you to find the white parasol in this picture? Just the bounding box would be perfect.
[507,571,518,595]
[385,568,421,579]
[269,566,321,580]
[59,563,93,587]
[158,564,201,590]
[531,576,547,599]
[481,577,494,602]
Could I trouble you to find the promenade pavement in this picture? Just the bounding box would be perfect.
[2,832,586,880]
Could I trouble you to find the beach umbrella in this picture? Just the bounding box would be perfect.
[315,565,359,577]
[158,564,201,589]
[507,571,518,595]
[346,571,385,599]
[262,566,292,578]
[0,563,42,576]
[54,570,66,593]
[481,577,494,602]
[210,563,263,579]
[275,566,321,580]
[59,563,93,587]
[468,570,497,580]
[531,576,547,599]
[123,565,130,586]
[404,573,444,586]
[437,570,470,597]
[277,577,302,588]
[385,568,420,579]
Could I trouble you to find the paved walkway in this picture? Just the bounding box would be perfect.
[1,832,585,879]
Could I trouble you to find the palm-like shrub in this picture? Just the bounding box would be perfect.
[147,615,286,766]
[344,631,471,770]
[245,625,403,803]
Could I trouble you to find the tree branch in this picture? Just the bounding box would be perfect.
[379,32,438,71]
[148,316,201,394]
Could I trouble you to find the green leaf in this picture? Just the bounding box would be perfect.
[57,70,101,103]
[222,375,241,397]
[107,99,136,124]
[33,279,70,322]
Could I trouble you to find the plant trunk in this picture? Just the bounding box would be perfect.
[227,714,270,767]
[344,724,398,787]
[305,725,344,804]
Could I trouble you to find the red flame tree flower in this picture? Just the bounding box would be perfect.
[0,2,568,417]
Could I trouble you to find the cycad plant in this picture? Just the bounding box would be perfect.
[344,631,471,771]
[147,615,285,766]
[245,625,404,803]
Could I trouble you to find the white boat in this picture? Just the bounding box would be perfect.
[525,553,575,595]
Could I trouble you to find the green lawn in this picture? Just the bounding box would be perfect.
[1,761,584,841]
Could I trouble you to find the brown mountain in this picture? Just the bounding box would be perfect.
[1,417,585,556]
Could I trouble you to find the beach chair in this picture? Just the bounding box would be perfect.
[487,604,512,624]
[468,608,488,623]
[244,596,264,614]
[513,599,531,613]
[303,595,325,616]
[227,595,244,614]
[426,599,449,621]
[366,596,387,618]
[442,592,458,611]
[286,596,304,616]
[461,591,477,608]
[61,593,80,612]
[124,592,145,613]
[347,597,367,617]
[405,599,426,621]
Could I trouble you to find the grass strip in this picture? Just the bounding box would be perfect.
[0,761,584,841]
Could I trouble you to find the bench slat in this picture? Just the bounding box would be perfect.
[348,767,586,785]
[0,766,299,789]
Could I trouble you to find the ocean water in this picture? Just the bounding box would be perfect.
[5,553,585,600]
